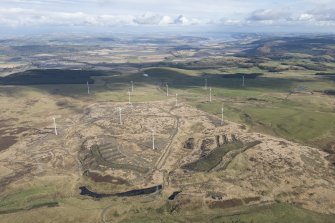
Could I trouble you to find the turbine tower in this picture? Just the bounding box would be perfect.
[131,81,134,92]
[166,83,169,97]
[118,107,122,125]
[152,129,155,150]
[221,105,224,125]
[242,75,245,87]
[175,93,178,106]
[209,87,212,102]
[53,117,58,136]
[87,81,90,95]
[128,91,131,105]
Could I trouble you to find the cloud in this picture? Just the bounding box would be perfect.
[296,8,335,27]
[0,8,209,27]
[246,6,335,25]
[0,8,133,27]
[247,8,292,21]
[133,13,204,26]
[219,18,244,26]
[298,13,314,21]
[174,15,206,25]
[133,13,174,25]
[244,7,335,27]
[0,2,335,32]
[299,8,335,22]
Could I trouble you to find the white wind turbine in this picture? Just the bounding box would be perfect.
[221,104,224,125]
[152,129,155,150]
[52,117,58,135]
[209,87,212,102]
[118,107,123,125]
[86,81,90,95]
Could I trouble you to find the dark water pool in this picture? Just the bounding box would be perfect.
[79,185,163,198]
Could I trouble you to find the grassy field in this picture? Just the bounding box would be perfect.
[14,66,334,150]
[119,202,335,223]
[0,185,58,215]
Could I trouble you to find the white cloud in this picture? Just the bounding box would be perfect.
[0,1,335,31]
[0,8,132,27]
[243,7,335,27]
[247,8,291,21]
[133,13,175,25]
[159,16,174,25]
[305,8,335,21]
[297,8,335,26]
[0,8,210,27]
[174,15,205,25]
[299,13,314,21]
[219,18,244,26]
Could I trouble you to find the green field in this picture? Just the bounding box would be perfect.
[13,66,334,150]
[119,203,335,223]
[0,186,58,215]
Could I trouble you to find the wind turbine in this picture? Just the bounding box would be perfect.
[86,81,90,95]
[131,81,134,92]
[242,75,245,87]
[221,104,224,125]
[175,93,178,106]
[209,87,212,102]
[166,83,169,96]
[152,129,155,150]
[118,107,122,125]
[52,117,58,135]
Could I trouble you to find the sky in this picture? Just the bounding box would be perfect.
[0,0,335,36]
